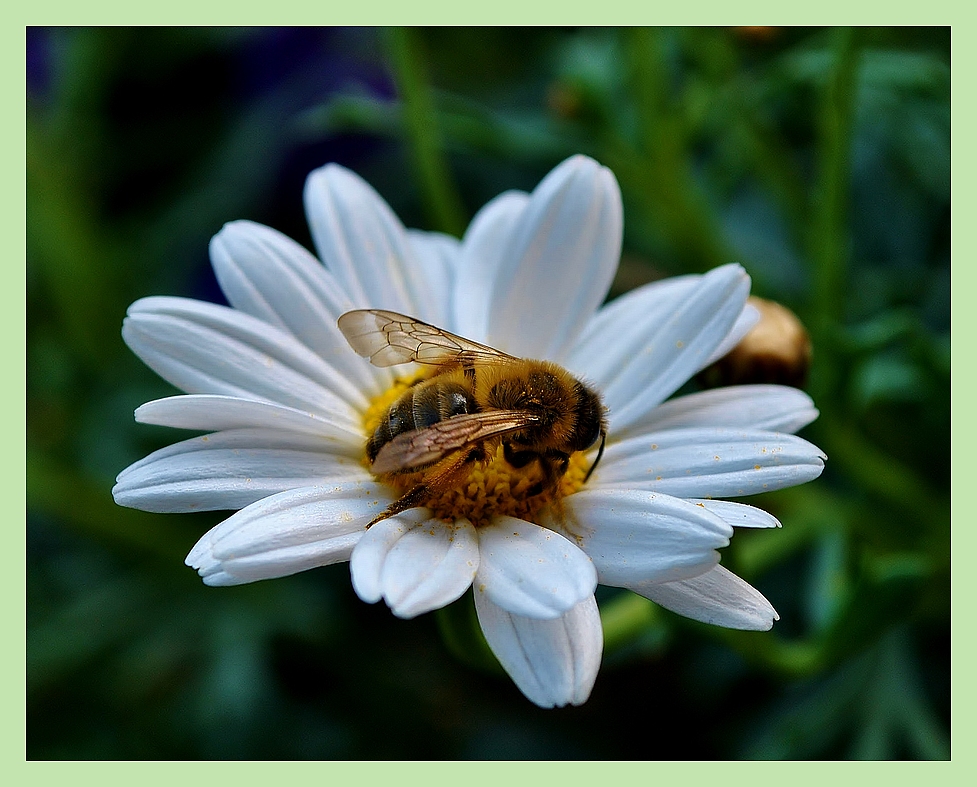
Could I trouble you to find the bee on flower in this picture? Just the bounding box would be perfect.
[114,155,825,708]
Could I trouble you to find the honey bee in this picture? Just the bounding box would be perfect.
[338,309,608,526]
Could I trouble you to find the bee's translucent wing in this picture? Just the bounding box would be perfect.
[370,410,539,474]
[338,309,516,368]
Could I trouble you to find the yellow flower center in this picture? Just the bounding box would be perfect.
[361,375,590,527]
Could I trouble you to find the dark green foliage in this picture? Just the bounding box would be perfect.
[27,26,949,759]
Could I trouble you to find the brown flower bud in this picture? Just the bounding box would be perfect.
[698,296,812,389]
[733,26,780,43]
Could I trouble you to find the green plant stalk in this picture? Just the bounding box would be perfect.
[812,27,860,314]
[820,419,948,533]
[387,28,467,237]
[622,27,736,273]
[434,592,505,676]
[599,591,659,653]
[27,119,119,365]
[808,27,861,404]
[27,450,191,563]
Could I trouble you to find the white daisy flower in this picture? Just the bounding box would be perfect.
[114,155,825,708]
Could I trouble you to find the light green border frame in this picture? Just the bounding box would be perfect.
[14,5,966,779]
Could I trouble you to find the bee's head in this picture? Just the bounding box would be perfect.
[569,385,606,453]
[568,384,607,484]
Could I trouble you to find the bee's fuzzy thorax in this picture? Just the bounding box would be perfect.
[475,359,582,447]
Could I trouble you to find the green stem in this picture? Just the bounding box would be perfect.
[808,27,862,408]
[387,28,467,237]
[27,116,119,365]
[599,592,660,654]
[434,592,504,676]
[811,27,861,322]
[623,27,736,273]
[27,450,191,562]
[819,420,948,534]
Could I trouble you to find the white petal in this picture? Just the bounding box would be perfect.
[123,297,365,422]
[186,481,391,585]
[381,519,479,618]
[405,229,459,331]
[561,488,731,586]
[303,164,435,320]
[349,509,436,604]
[134,395,363,447]
[350,514,479,618]
[700,301,761,369]
[596,427,826,498]
[690,499,782,529]
[593,264,751,432]
[209,220,389,394]
[628,385,819,436]
[480,156,623,360]
[474,591,602,708]
[629,564,779,631]
[475,516,597,619]
[113,428,370,513]
[565,274,700,383]
[454,190,530,340]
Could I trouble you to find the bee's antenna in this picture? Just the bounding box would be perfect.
[583,428,606,483]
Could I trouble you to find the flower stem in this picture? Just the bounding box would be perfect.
[387,27,467,237]
[434,592,505,676]
[819,420,949,534]
[620,27,736,273]
[599,591,662,653]
[807,27,862,409]
[810,27,861,325]
[27,450,190,562]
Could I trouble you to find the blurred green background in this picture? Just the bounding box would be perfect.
[26,27,950,759]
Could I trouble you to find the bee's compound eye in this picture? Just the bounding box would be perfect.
[571,392,603,452]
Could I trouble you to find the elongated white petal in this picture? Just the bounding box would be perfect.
[474,591,602,708]
[123,297,366,421]
[350,514,479,618]
[476,516,597,620]
[596,427,826,498]
[209,220,389,394]
[134,395,364,447]
[596,264,751,431]
[405,229,459,331]
[303,164,436,320]
[691,499,782,529]
[628,385,819,436]
[199,540,352,587]
[628,564,779,631]
[565,274,700,383]
[114,428,370,513]
[454,190,530,340]
[479,156,623,360]
[561,489,730,586]
[186,482,391,585]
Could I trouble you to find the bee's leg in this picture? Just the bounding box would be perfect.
[367,448,480,528]
[366,484,430,527]
[503,442,537,468]
[504,444,569,498]
[528,450,569,496]
[545,449,571,478]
